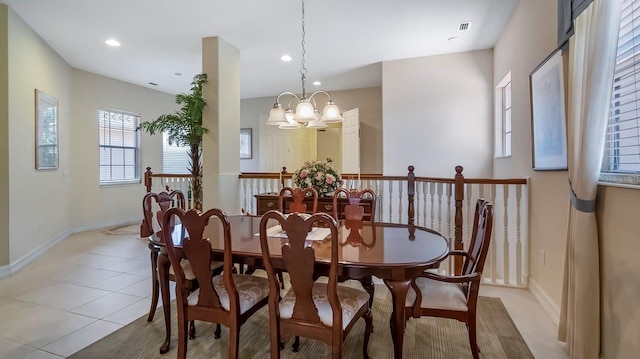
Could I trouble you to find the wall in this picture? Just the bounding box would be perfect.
[493,0,568,322]
[69,70,175,229]
[8,7,72,263]
[382,50,494,177]
[0,5,9,267]
[240,87,383,174]
[2,7,174,269]
[597,185,640,359]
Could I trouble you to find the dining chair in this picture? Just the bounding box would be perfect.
[141,191,223,327]
[259,211,373,359]
[278,186,319,214]
[405,201,494,359]
[163,207,270,359]
[332,188,377,307]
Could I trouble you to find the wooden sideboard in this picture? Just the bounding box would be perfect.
[254,192,376,220]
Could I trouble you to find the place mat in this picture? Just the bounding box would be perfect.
[254,225,330,241]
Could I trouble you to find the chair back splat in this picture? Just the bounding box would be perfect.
[461,198,488,277]
[278,186,319,214]
[332,188,377,222]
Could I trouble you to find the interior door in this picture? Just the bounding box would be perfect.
[341,108,360,174]
[259,115,287,172]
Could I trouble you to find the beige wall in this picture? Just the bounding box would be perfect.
[493,0,568,316]
[597,185,640,359]
[0,5,9,266]
[69,70,175,229]
[8,7,72,262]
[240,87,383,174]
[1,8,173,270]
[382,50,494,177]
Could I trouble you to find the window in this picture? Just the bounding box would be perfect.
[162,132,190,174]
[495,72,512,158]
[98,109,140,184]
[601,0,640,184]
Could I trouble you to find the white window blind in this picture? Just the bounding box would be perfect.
[602,0,640,180]
[162,132,191,174]
[98,109,140,183]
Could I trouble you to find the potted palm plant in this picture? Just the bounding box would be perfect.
[138,73,208,210]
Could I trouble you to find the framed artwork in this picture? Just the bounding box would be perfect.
[35,89,59,169]
[529,49,568,171]
[240,128,252,159]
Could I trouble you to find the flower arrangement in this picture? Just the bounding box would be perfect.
[292,158,342,197]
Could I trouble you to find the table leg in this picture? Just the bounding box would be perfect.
[157,253,171,354]
[384,279,411,359]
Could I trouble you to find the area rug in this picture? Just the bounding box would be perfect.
[102,224,141,236]
[68,285,534,358]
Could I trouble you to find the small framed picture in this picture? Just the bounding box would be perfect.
[529,49,568,171]
[240,128,252,159]
[35,89,59,169]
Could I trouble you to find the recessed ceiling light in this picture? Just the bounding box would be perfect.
[105,39,121,47]
[174,72,182,76]
[448,36,459,41]
[148,82,158,86]
[313,81,321,86]
[281,55,292,62]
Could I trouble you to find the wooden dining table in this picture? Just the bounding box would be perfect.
[150,215,450,359]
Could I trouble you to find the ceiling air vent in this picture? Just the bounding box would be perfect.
[458,21,472,32]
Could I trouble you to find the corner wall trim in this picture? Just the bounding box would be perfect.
[529,277,561,327]
[0,217,140,280]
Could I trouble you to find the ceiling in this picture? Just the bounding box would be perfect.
[1,0,520,99]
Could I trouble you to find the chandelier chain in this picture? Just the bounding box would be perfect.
[300,0,307,76]
[264,0,342,128]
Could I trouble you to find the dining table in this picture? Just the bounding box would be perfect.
[150,214,450,359]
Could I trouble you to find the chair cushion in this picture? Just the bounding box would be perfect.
[405,277,468,311]
[169,259,224,280]
[279,282,369,329]
[187,274,269,314]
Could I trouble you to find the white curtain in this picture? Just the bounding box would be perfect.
[559,0,622,358]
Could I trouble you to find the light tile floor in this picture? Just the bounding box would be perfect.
[0,226,568,358]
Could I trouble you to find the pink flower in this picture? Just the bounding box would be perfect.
[326,174,335,184]
[300,170,308,178]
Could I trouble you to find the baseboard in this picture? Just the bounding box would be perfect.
[529,277,560,327]
[0,216,140,280]
[0,264,10,279]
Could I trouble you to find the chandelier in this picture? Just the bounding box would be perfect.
[265,0,342,130]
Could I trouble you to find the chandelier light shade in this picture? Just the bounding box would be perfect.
[265,0,343,130]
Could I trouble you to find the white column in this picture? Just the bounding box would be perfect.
[201,37,241,213]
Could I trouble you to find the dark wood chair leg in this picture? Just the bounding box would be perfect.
[229,325,241,359]
[292,336,300,352]
[468,314,480,359]
[363,309,373,359]
[359,275,376,310]
[158,254,172,354]
[176,307,188,359]
[188,320,196,339]
[147,249,159,322]
[277,270,285,289]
